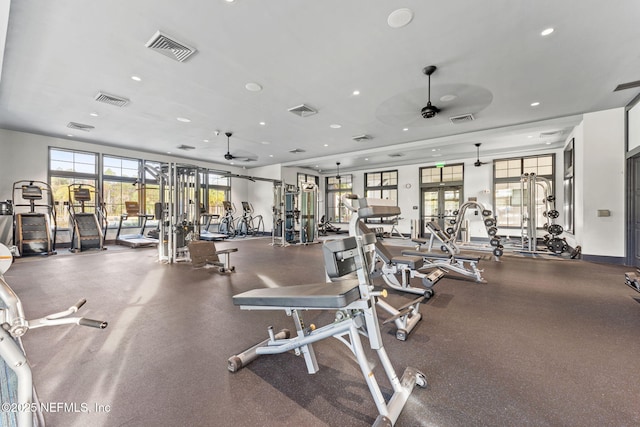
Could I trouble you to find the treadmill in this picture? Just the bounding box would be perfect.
[199,213,228,241]
[115,201,158,248]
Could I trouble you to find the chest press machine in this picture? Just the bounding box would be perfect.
[228,233,427,426]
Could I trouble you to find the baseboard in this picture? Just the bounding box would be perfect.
[581,254,627,265]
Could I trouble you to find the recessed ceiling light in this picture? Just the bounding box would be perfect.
[324,144,329,147]
[67,134,74,137]
[388,8,414,28]
[545,142,551,145]
[89,112,99,117]
[527,135,533,138]
[167,151,172,154]
[270,155,274,158]
[259,121,266,126]
[530,102,540,107]
[230,162,235,165]
[261,141,270,145]
[431,149,437,152]
[330,124,342,129]
[203,139,209,143]
[177,117,191,122]
[131,76,142,82]
[352,90,360,96]
[245,82,262,92]
[315,165,319,167]
[541,28,554,36]
[225,0,235,3]
[365,158,369,161]
[403,128,409,131]
[440,94,457,102]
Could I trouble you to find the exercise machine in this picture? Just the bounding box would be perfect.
[115,201,158,248]
[424,201,503,259]
[235,202,264,237]
[511,173,580,257]
[199,213,228,241]
[0,243,107,427]
[318,215,341,235]
[228,233,427,426]
[12,181,57,257]
[67,184,108,252]
[344,195,437,340]
[187,240,237,273]
[218,201,237,238]
[298,183,319,244]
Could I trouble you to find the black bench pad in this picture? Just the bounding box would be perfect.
[233,280,361,309]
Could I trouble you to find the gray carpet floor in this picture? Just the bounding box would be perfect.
[2,237,639,427]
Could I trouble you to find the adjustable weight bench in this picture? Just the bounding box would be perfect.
[400,247,485,283]
[228,234,427,426]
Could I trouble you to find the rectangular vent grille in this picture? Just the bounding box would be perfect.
[67,122,95,132]
[449,113,474,124]
[177,144,196,151]
[146,31,197,63]
[614,80,640,92]
[95,92,129,107]
[288,104,317,117]
[289,148,306,154]
[352,134,372,142]
[539,130,562,138]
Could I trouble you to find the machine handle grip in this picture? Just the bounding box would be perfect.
[73,299,87,310]
[79,318,108,329]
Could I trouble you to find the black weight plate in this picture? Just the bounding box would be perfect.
[484,218,496,227]
[482,209,492,217]
[547,210,559,219]
[490,237,501,247]
[548,224,563,236]
[487,226,498,236]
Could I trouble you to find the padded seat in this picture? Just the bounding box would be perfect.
[391,254,423,270]
[233,279,361,309]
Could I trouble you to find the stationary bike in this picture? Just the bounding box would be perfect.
[0,244,107,427]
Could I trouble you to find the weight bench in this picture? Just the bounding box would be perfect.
[401,248,485,283]
[188,240,237,272]
[228,234,427,426]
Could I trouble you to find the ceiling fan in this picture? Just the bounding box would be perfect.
[421,65,440,119]
[224,132,257,162]
[474,143,488,167]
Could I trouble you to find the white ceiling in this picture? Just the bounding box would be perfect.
[0,0,639,175]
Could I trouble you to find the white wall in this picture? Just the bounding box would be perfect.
[579,108,626,257]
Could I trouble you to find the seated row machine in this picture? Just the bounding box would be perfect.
[228,233,427,426]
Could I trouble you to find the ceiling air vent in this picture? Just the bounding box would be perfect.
[287,104,317,117]
[95,92,130,107]
[449,113,474,124]
[539,130,562,138]
[388,153,404,158]
[289,148,306,154]
[67,122,95,132]
[352,134,372,142]
[177,144,195,151]
[145,31,197,63]
[614,80,640,92]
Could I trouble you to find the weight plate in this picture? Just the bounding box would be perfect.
[490,237,501,247]
[449,219,457,225]
[452,210,459,216]
[484,218,496,227]
[547,195,556,202]
[487,226,498,236]
[482,209,492,217]
[548,224,563,236]
[440,245,449,253]
[493,247,504,257]
[446,227,455,235]
[547,210,560,219]
[546,238,568,254]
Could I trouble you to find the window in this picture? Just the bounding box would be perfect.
[326,175,352,223]
[420,164,463,185]
[49,148,98,228]
[102,155,140,227]
[203,172,230,216]
[493,154,555,228]
[365,170,398,201]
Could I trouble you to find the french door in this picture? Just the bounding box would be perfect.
[421,186,462,237]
